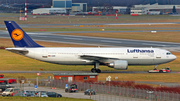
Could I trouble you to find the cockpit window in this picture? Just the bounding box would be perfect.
[166,52,172,55]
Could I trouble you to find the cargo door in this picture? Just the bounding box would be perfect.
[42,49,48,58]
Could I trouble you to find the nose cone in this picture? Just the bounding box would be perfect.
[172,55,177,60]
[165,54,177,63]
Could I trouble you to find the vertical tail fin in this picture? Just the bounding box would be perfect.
[4,21,43,47]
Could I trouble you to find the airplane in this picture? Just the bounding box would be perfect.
[4,21,177,73]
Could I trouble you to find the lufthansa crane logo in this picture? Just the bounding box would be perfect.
[11,29,24,41]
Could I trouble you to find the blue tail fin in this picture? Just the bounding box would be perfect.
[4,21,43,47]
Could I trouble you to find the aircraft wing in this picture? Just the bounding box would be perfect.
[5,48,29,55]
[80,55,119,63]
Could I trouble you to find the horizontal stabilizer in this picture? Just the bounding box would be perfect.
[6,48,29,55]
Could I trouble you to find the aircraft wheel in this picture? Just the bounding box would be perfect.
[91,68,95,72]
[96,69,101,73]
[91,68,96,73]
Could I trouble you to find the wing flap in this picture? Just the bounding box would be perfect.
[80,55,119,63]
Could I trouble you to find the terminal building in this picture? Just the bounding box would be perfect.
[52,0,72,10]
[51,0,87,12]
[130,7,149,15]
[32,8,66,15]
[72,3,87,12]
[32,0,87,15]
[131,3,180,15]
[92,6,128,14]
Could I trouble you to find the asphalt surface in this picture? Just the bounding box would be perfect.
[1,30,180,52]
[22,30,180,33]
[0,22,180,27]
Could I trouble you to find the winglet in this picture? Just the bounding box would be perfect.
[4,21,43,47]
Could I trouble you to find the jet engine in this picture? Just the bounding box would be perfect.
[108,60,128,70]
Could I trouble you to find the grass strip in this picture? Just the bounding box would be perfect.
[0,96,93,101]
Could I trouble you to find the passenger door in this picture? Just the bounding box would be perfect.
[10,89,13,96]
[156,51,161,59]
[68,77,73,83]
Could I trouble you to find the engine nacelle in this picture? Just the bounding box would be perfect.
[108,60,128,70]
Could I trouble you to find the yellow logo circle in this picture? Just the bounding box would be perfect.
[11,29,24,41]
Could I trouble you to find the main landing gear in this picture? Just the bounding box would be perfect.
[91,62,101,73]
[91,68,101,73]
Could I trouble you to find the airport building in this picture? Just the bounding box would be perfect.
[92,6,128,14]
[53,73,98,82]
[130,7,149,15]
[72,3,87,12]
[131,3,180,15]
[52,0,87,12]
[32,8,66,15]
[52,0,72,9]
[32,0,87,14]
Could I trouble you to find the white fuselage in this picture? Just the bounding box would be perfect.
[7,47,176,66]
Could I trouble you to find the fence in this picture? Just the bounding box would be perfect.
[38,79,180,101]
[11,79,180,101]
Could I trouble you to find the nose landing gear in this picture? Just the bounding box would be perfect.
[154,65,158,70]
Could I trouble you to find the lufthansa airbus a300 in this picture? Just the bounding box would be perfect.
[4,21,176,73]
